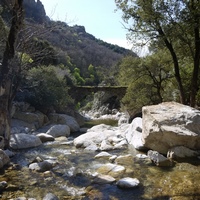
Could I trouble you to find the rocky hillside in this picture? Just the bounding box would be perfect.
[0,0,137,86]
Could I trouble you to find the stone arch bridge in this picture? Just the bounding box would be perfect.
[69,86,127,105]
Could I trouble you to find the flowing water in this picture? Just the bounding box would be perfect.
[1,123,200,200]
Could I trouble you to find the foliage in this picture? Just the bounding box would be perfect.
[25,66,73,109]
[115,0,200,107]
[85,64,100,86]
[118,50,175,114]
[27,37,58,66]
[73,67,86,85]
[20,52,33,64]
[0,0,136,90]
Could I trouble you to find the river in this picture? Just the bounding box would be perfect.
[1,119,200,199]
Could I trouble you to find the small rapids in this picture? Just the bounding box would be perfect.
[1,125,200,199]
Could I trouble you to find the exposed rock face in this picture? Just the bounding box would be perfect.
[23,0,47,24]
[142,102,200,154]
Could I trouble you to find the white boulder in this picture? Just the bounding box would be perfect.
[116,177,140,188]
[142,102,200,154]
[126,117,145,150]
[74,124,127,150]
[46,124,70,138]
[37,133,55,143]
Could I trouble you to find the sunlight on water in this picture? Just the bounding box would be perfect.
[1,129,200,199]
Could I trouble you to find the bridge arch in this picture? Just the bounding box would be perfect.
[69,86,127,110]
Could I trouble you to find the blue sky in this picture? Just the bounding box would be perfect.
[40,0,132,49]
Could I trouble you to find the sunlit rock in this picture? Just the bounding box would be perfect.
[43,193,59,200]
[147,150,173,167]
[37,133,55,143]
[74,124,127,151]
[116,177,140,188]
[92,174,116,184]
[142,102,200,154]
[60,185,86,197]
[126,117,145,150]
[136,154,148,159]
[94,151,112,159]
[29,160,57,172]
[118,113,129,126]
[46,124,70,138]
[97,163,125,178]
[100,140,113,151]
[115,154,134,166]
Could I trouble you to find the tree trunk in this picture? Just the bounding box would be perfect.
[189,4,200,107]
[0,0,23,148]
[157,27,186,105]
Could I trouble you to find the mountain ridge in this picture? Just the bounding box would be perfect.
[0,0,137,86]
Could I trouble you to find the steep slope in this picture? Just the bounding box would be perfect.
[0,0,137,85]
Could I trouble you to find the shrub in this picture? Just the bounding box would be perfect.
[26,66,73,110]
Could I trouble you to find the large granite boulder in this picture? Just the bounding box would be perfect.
[48,113,80,132]
[12,111,48,130]
[10,133,42,150]
[142,102,200,154]
[46,124,70,138]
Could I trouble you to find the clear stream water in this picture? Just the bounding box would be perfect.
[0,120,200,200]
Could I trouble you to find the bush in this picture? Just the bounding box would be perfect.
[26,66,73,110]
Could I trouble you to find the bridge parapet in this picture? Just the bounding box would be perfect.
[69,86,127,102]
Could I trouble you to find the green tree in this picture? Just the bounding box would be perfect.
[73,67,85,85]
[118,50,174,114]
[85,64,99,85]
[115,0,200,107]
[25,66,73,111]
